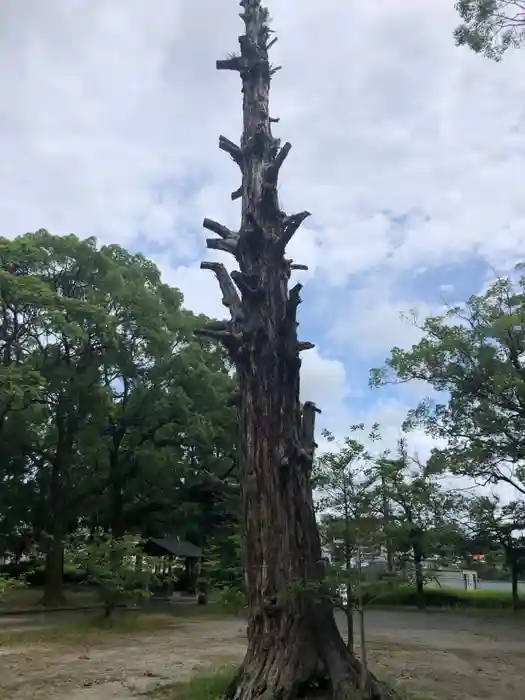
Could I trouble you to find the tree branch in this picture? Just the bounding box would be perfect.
[277,211,311,252]
[287,283,303,320]
[194,328,234,343]
[216,56,243,72]
[206,238,238,256]
[200,262,242,319]
[231,186,243,201]
[231,270,261,297]
[265,142,292,186]
[194,322,242,358]
[219,135,243,167]
[301,401,321,455]
[297,341,315,352]
[285,258,308,272]
[203,218,235,240]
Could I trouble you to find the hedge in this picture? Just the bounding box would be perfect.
[360,583,521,609]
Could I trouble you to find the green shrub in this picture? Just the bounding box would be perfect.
[65,536,157,617]
[216,585,246,615]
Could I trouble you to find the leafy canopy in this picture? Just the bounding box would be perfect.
[371,267,525,496]
[454,1,525,60]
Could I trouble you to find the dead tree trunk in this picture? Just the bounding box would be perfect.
[196,2,400,698]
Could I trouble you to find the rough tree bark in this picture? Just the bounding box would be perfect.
[196,2,400,698]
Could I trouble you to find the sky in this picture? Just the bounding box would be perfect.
[2,0,525,489]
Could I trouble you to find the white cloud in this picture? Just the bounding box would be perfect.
[3,0,525,482]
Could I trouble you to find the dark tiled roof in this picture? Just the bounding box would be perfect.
[142,537,202,559]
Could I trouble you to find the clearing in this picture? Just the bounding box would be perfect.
[0,608,523,699]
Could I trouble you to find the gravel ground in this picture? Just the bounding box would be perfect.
[0,609,523,699]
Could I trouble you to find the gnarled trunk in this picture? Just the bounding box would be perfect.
[196,2,399,698]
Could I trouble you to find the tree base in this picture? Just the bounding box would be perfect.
[224,609,400,700]
[37,592,67,608]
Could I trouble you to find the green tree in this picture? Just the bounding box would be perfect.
[371,269,525,497]
[468,496,525,610]
[314,424,380,652]
[66,534,156,619]
[374,442,461,608]
[454,1,525,60]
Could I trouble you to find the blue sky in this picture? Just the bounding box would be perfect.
[2,0,525,481]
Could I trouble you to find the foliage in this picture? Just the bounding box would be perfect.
[371,269,525,497]
[374,442,463,558]
[454,1,525,60]
[65,535,156,616]
[203,532,243,589]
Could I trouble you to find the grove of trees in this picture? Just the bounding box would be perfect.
[0,229,239,606]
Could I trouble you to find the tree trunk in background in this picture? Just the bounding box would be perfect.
[410,526,425,611]
[40,454,66,607]
[40,529,66,607]
[511,559,520,612]
[195,2,399,698]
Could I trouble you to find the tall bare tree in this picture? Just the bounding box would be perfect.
[196,1,398,698]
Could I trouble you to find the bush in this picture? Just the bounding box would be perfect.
[360,583,521,609]
[216,585,246,615]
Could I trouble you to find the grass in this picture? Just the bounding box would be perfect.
[0,603,230,647]
[0,612,178,647]
[0,585,101,613]
[144,667,430,700]
[144,666,237,699]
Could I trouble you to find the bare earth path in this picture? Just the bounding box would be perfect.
[1,610,524,699]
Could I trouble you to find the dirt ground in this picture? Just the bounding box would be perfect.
[1,609,524,700]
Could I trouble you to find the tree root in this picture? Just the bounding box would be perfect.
[223,612,401,700]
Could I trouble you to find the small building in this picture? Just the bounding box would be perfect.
[140,537,203,598]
